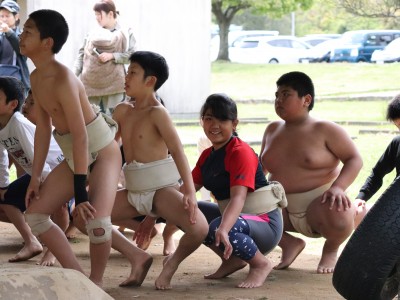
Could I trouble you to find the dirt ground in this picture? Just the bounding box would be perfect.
[0,222,344,300]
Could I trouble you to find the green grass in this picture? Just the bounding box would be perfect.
[235,101,390,122]
[211,62,400,100]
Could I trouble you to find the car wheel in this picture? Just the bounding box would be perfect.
[268,58,279,64]
[332,176,400,300]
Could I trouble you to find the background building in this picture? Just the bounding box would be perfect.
[17,0,211,114]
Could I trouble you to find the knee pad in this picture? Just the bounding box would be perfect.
[85,216,112,244]
[25,213,53,236]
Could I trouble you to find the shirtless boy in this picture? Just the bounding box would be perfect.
[20,10,123,286]
[111,50,208,290]
[260,71,363,274]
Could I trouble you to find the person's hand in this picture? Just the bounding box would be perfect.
[72,201,96,225]
[132,216,156,249]
[215,227,232,260]
[182,192,198,224]
[321,186,351,211]
[98,52,114,63]
[354,198,366,208]
[25,178,41,209]
[0,22,10,33]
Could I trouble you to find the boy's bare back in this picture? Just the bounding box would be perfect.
[114,99,179,164]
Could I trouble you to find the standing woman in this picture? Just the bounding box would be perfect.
[73,0,136,116]
[185,93,286,288]
[0,0,30,94]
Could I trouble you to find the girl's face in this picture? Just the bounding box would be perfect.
[0,9,18,29]
[95,10,115,29]
[22,93,36,124]
[201,109,238,150]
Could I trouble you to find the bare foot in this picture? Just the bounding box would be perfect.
[237,256,273,288]
[317,249,338,274]
[9,241,43,263]
[65,224,78,239]
[119,254,153,287]
[205,258,247,279]
[37,249,56,267]
[274,236,306,270]
[155,255,178,290]
[163,236,176,256]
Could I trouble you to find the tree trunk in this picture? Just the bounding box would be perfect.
[217,20,230,61]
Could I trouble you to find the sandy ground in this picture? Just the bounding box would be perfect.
[0,223,344,300]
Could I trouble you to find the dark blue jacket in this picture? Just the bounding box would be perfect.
[0,27,30,92]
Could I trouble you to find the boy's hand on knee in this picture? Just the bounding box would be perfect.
[25,179,40,208]
[183,193,198,224]
[321,186,351,211]
[73,202,96,225]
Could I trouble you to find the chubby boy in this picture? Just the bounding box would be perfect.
[260,71,363,274]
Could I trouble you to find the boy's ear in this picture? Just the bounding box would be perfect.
[8,99,18,110]
[145,76,157,88]
[303,94,312,107]
[42,37,54,50]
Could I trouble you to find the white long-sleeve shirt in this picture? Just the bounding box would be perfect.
[0,112,64,188]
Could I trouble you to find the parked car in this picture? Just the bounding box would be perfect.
[330,30,400,63]
[300,34,342,46]
[210,30,279,61]
[371,37,400,63]
[299,38,343,63]
[229,35,312,64]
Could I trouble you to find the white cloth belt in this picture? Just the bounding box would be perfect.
[218,181,287,215]
[53,113,117,172]
[123,156,180,193]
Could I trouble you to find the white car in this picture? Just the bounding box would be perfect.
[299,38,344,63]
[210,30,279,61]
[229,36,312,64]
[371,37,400,63]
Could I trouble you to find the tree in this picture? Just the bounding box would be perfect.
[338,0,400,18]
[211,0,313,61]
[338,0,400,28]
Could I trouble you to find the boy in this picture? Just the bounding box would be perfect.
[111,51,208,290]
[21,89,74,266]
[20,10,122,287]
[0,76,70,265]
[259,71,363,274]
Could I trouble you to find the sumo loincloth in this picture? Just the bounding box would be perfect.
[123,156,181,217]
[53,113,117,172]
[286,181,334,238]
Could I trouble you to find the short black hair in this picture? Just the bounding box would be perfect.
[28,9,69,54]
[386,94,400,121]
[200,93,237,121]
[276,71,315,111]
[0,76,25,112]
[129,51,169,91]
